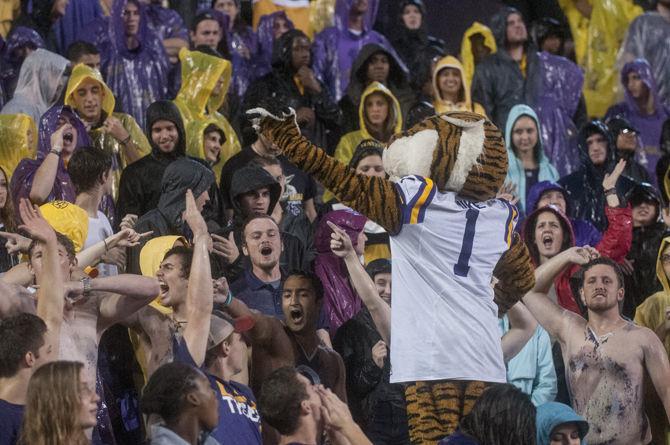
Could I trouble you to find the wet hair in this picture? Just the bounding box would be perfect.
[141,362,204,424]
[28,232,76,263]
[285,270,324,301]
[0,313,47,378]
[66,41,99,63]
[204,123,226,143]
[0,166,16,232]
[579,257,625,289]
[258,366,309,435]
[459,383,536,445]
[67,148,113,194]
[348,139,384,170]
[241,213,281,242]
[162,245,194,278]
[20,361,88,445]
[249,156,281,168]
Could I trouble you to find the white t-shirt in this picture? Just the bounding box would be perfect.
[389,175,517,384]
[83,211,118,277]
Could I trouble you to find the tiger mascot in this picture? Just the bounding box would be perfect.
[248,107,536,444]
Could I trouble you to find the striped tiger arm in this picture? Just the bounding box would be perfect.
[257,110,403,233]
[493,232,536,315]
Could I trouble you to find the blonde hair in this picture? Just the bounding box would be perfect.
[19,361,90,445]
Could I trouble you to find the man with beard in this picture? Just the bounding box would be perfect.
[523,247,670,445]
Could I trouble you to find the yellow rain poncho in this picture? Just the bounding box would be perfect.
[39,200,89,253]
[253,0,313,37]
[334,82,402,165]
[432,55,486,116]
[0,113,37,180]
[64,63,151,201]
[174,48,241,171]
[559,0,643,117]
[634,236,670,445]
[460,22,497,90]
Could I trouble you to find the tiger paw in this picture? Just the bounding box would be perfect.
[246,107,301,151]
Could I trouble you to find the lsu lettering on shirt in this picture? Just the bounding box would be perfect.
[389,175,517,384]
[209,376,262,445]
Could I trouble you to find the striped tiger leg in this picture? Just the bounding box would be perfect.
[405,380,488,444]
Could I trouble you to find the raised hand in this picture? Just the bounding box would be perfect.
[564,245,600,265]
[211,232,239,264]
[50,123,73,152]
[497,181,519,205]
[17,199,56,243]
[602,158,626,191]
[327,221,355,259]
[183,189,208,237]
[0,231,32,254]
[317,386,355,432]
[119,214,138,231]
[112,228,152,248]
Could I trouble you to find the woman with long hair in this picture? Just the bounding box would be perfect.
[0,165,19,273]
[19,361,99,445]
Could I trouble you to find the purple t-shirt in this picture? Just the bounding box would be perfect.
[172,337,262,445]
[0,399,24,445]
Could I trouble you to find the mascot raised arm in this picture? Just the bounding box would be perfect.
[248,107,536,443]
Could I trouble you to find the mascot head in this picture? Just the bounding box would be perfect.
[382,111,507,201]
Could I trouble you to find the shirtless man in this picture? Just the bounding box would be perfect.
[523,246,670,445]
[124,189,217,377]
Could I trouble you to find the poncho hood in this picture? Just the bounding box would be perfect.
[432,55,475,114]
[65,63,116,119]
[536,402,589,445]
[357,81,403,140]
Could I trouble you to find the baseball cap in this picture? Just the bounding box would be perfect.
[207,310,255,350]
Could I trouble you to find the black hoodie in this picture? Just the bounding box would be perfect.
[242,29,341,152]
[127,157,215,274]
[558,120,637,231]
[338,43,414,134]
[116,100,187,221]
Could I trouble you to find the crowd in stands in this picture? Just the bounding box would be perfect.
[1,0,670,444]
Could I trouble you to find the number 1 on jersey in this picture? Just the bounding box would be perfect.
[454,209,479,277]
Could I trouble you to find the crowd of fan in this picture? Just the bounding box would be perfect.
[0,0,670,444]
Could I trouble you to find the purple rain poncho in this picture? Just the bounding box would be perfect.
[605,59,670,182]
[0,48,69,127]
[226,17,259,99]
[145,3,189,41]
[9,106,91,214]
[99,0,170,130]
[534,51,585,177]
[0,27,45,104]
[312,0,405,101]
[255,10,294,78]
[53,0,104,54]
[314,209,367,333]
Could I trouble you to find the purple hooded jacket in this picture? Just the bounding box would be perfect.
[313,0,405,101]
[98,0,170,130]
[525,180,601,248]
[314,209,367,333]
[534,52,584,177]
[0,27,45,103]
[53,0,104,54]
[606,59,670,182]
[255,10,295,78]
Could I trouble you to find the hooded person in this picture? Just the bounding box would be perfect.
[64,63,151,202]
[0,26,45,102]
[605,59,670,181]
[560,0,643,117]
[51,0,105,55]
[254,10,294,78]
[127,157,215,274]
[98,0,170,130]
[658,118,670,204]
[432,55,486,116]
[622,4,670,107]
[526,180,602,248]
[522,202,631,314]
[334,81,402,166]
[251,0,313,38]
[390,0,445,85]
[11,0,66,52]
[338,43,412,135]
[174,47,241,176]
[459,21,497,90]
[558,120,638,232]
[533,50,585,178]
[9,105,95,214]
[633,235,670,444]
[0,113,37,181]
[606,116,651,184]
[312,0,403,102]
[243,29,341,151]
[117,100,187,221]
[471,7,543,131]
[314,209,367,332]
[0,48,69,126]
[248,101,537,441]
[535,402,589,445]
[504,104,559,215]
